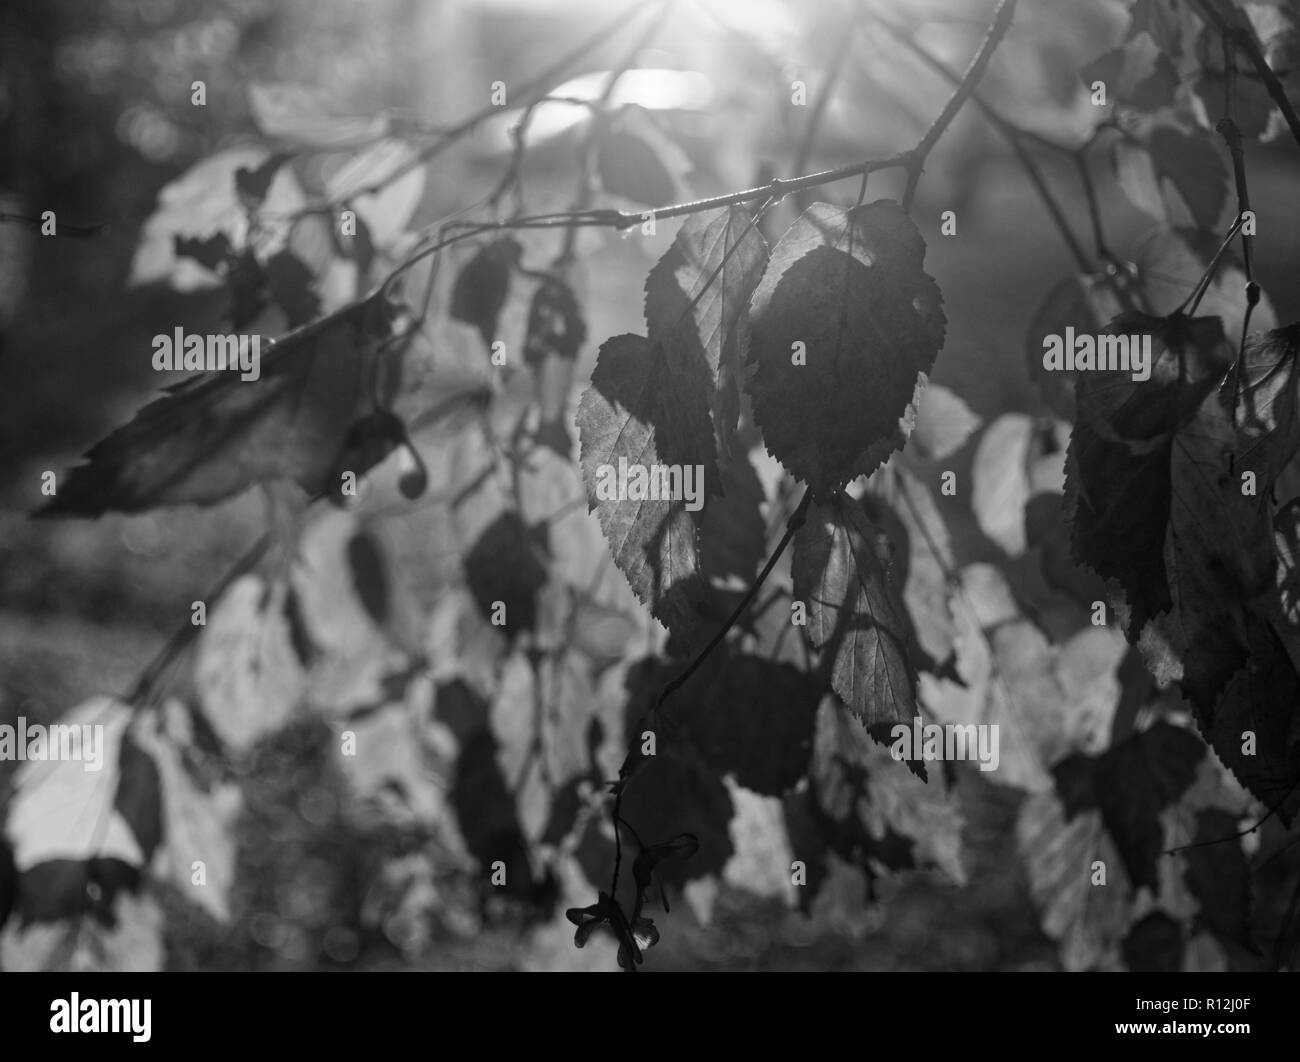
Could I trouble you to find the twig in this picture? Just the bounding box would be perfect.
[608,489,812,898]
[901,0,1019,211]
[879,15,1093,274]
[1193,0,1300,152]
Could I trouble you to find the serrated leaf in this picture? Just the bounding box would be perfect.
[644,206,768,464]
[577,333,717,637]
[1065,312,1234,638]
[793,492,916,726]
[746,201,946,497]
[863,463,957,669]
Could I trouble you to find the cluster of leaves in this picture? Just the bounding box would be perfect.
[5,0,1299,972]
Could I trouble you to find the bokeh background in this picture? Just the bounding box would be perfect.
[3,0,1300,971]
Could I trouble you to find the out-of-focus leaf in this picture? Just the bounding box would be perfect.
[323,139,425,250]
[130,146,305,291]
[449,238,522,350]
[35,291,404,516]
[909,384,981,461]
[248,82,391,148]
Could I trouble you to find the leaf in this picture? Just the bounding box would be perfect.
[792,492,916,726]
[577,333,716,637]
[130,714,240,922]
[248,82,391,148]
[971,413,1036,556]
[0,889,163,972]
[1183,808,1254,951]
[449,237,521,349]
[323,138,425,249]
[789,700,965,908]
[909,384,981,461]
[194,575,305,754]
[618,747,734,887]
[130,145,305,291]
[721,782,797,904]
[1017,788,1132,970]
[263,249,321,327]
[595,106,689,207]
[698,447,767,590]
[1131,228,1278,341]
[491,650,598,843]
[1080,32,1179,111]
[921,565,1127,792]
[746,201,946,497]
[1113,126,1229,230]
[1051,722,1206,891]
[235,152,291,210]
[1123,912,1184,971]
[463,511,549,637]
[523,276,586,367]
[681,653,819,795]
[5,699,147,872]
[644,206,768,465]
[35,291,404,516]
[1065,312,1235,639]
[863,463,958,669]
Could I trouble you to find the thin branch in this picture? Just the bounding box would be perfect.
[878,14,1092,273]
[1194,0,1300,152]
[901,0,1019,211]
[608,488,812,898]
[303,0,652,218]
[789,3,864,214]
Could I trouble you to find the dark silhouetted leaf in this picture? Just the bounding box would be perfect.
[1052,722,1205,891]
[463,511,548,637]
[682,654,819,795]
[1184,809,1254,951]
[524,276,586,366]
[1123,911,1184,971]
[747,201,946,497]
[264,249,321,327]
[644,205,767,464]
[450,237,521,348]
[235,152,291,210]
[577,333,716,637]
